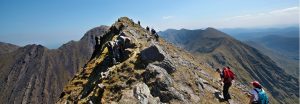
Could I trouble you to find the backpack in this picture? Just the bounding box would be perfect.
[254,89,269,104]
[223,67,235,83]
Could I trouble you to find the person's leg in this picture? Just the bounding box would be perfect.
[223,83,230,101]
[227,83,232,99]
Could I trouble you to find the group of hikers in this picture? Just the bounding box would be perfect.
[136,20,160,41]
[90,18,270,104]
[91,19,161,66]
[216,66,269,104]
[146,26,159,41]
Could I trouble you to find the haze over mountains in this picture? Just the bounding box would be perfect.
[159,28,299,103]
[0,0,298,104]
[0,17,298,104]
[0,26,109,103]
[221,26,299,40]
[221,27,299,77]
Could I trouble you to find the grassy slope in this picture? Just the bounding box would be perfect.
[57,17,251,104]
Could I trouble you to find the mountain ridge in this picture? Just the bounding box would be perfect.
[0,25,109,103]
[57,17,253,104]
[159,28,299,104]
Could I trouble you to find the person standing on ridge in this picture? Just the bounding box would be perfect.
[248,81,269,104]
[216,66,235,102]
[146,26,149,31]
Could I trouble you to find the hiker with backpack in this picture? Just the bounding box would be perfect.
[151,28,156,35]
[248,81,269,104]
[216,66,235,102]
[137,21,140,26]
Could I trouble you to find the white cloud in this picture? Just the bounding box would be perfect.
[162,16,174,19]
[154,7,299,30]
[269,6,299,14]
[216,6,299,28]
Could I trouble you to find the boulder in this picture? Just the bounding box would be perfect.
[153,60,176,74]
[140,43,176,73]
[118,90,138,104]
[140,45,165,63]
[142,64,186,103]
[143,64,173,87]
[133,83,161,104]
[118,83,160,104]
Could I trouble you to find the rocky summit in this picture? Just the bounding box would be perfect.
[57,17,252,104]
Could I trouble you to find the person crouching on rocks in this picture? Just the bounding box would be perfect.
[248,81,269,104]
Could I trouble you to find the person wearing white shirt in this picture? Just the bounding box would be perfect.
[248,81,268,104]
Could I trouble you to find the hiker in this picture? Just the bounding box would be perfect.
[138,21,140,25]
[115,39,124,61]
[248,81,269,104]
[117,35,132,60]
[107,41,117,65]
[146,26,150,31]
[151,28,156,35]
[154,33,159,41]
[90,36,101,60]
[216,66,235,102]
[95,36,100,45]
[117,35,131,48]
[94,36,101,52]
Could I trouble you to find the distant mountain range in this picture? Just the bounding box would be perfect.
[0,26,109,103]
[245,40,299,78]
[159,28,299,104]
[221,26,299,40]
[221,27,299,78]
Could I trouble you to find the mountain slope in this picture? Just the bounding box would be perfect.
[251,35,299,60]
[0,26,109,104]
[0,42,19,54]
[160,28,299,104]
[245,40,299,78]
[221,26,299,40]
[57,17,252,104]
[221,27,299,85]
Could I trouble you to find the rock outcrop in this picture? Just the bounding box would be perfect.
[57,17,251,104]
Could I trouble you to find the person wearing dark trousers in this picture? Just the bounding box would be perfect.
[216,67,235,102]
[223,82,232,100]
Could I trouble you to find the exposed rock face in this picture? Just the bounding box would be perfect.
[141,44,176,73]
[140,45,165,63]
[0,26,109,104]
[116,83,160,104]
[57,17,251,104]
[143,64,179,102]
[133,83,160,104]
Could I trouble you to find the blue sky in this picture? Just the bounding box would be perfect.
[0,0,298,48]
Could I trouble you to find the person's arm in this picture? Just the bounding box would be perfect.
[220,73,224,83]
[249,94,254,104]
[220,78,224,82]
